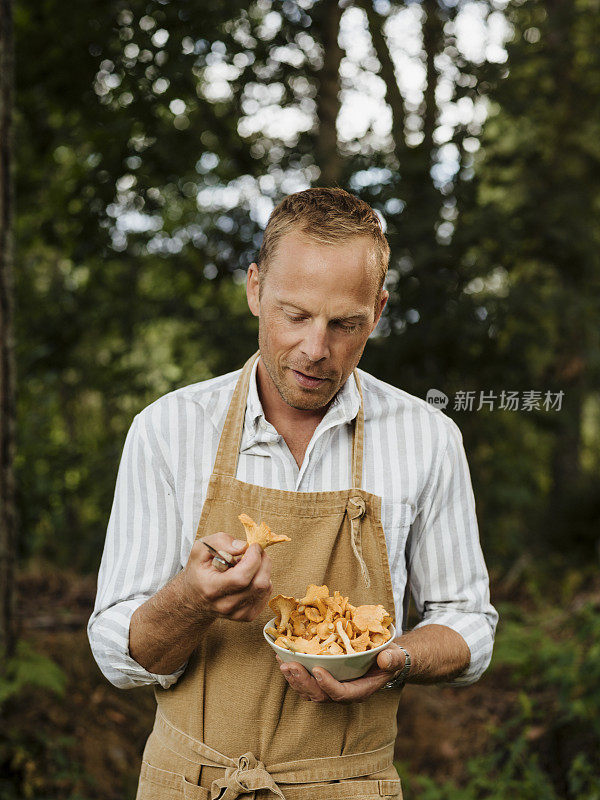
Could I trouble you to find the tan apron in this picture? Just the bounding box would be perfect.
[136,352,403,800]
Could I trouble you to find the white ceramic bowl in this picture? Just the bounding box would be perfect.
[263,617,396,682]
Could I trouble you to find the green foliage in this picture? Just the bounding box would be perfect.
[398,598,600,799]
[0,640,66,706]
[12,0,600,574]
[0,643,76,799]
[494,601,600,736]
[8,0,600,793]
[401,746,559,800]
[0,728,94,800]
[460,0,600,564]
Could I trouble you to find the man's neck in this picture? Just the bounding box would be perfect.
[256,359,330,434]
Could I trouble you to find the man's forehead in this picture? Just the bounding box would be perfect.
[259,228,382,309]
[265,231,379,290]
[274,228,375,262]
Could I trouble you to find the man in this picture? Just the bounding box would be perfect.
[88,188,498,799]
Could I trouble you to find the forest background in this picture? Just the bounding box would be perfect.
[1,0,599,798]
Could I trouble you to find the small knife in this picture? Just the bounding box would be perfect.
[201,540,243,572]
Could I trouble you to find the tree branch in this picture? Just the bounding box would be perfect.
[356,0,407,156]
[421,0,443,157]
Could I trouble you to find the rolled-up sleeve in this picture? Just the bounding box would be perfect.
[87,409,187,690]
[408,415,498,686]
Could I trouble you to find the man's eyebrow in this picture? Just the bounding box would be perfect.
[279,301,370,322]
[279,301,308,313]
[331,313,370,323]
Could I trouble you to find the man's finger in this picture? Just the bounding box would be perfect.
[311,666,385,702]
[227,580,273,620]
[211,572,272,616]
[279,662,330,702]
[248,548,272,592]
[311,668,356,702]
[196,534,248,563]
[208,543,264,595]
[376,643,405,674]
[211,533,248,554]
[229,543,268,586]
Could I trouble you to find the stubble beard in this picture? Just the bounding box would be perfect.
[258,337,340,412]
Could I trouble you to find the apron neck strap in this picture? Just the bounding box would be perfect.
[211,351,260,478]
[211,351,365,488]
[350,370,365,488]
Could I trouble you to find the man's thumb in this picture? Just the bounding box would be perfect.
[379,651,393,670]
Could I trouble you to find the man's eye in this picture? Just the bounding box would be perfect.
[334,321,358,332]
[286,314,306,323]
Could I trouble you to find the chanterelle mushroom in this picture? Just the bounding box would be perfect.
[268,594,296,633]
[351,604,393,634]
[299,584,329,606]
[238,514,291,549]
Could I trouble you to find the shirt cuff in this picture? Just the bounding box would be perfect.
[87,598,187,690]
[412,610,496,686]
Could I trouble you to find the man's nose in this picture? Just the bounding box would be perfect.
[300,322,330,362]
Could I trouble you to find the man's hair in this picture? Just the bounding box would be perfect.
[257,187,390,296]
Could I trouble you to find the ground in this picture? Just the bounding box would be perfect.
[3,564,510,799]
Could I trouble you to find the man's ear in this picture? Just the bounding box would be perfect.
[246,263,260,317]
[373,289,389,330]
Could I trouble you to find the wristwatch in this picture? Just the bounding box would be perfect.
[383,645,412,690]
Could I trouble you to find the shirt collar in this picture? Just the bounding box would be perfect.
[244,357,361,438]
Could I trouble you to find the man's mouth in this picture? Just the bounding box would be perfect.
[289,369,329,388]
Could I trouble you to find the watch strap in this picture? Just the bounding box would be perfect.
[383,645,412,690]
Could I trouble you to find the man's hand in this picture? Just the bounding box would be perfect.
[182,533,273,622]
[276,623,472,700]
[276,642,407,703]
[129,532,272,675]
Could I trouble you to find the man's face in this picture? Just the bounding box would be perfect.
[246,228,388,411]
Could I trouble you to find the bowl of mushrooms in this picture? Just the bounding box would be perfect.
[263,583,396,682]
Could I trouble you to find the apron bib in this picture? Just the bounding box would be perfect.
[136,353,403,800]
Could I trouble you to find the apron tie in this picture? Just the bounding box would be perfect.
[211,752,286,800]
[347,495,370,588]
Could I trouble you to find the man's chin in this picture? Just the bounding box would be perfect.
[279,381,335,411]
[287,398,329,411]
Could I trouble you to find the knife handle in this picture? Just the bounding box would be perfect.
[212,556,231,572]
[212,550,243,571]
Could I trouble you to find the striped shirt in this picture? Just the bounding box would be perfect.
[88,358,498,690]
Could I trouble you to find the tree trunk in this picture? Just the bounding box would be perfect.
[549,373,584,496]
[421,0,442,158]
[358,0,407,156]
[545,344,586,520]
[315,0,344,187]
[0,0,17,663]
[545,0,584,513]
